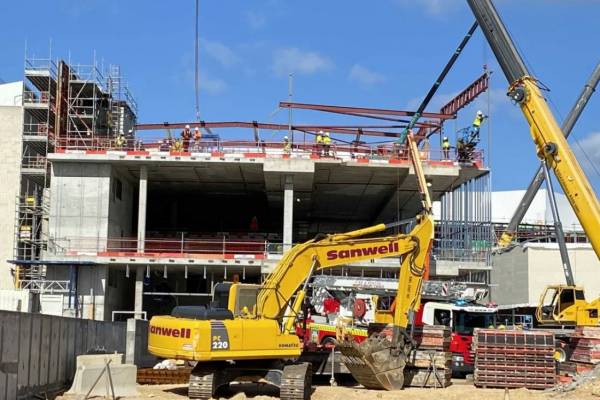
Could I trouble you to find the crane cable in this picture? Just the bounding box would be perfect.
[194,0,200,121]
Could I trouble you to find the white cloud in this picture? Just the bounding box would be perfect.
[272,48,334,76]
[203,39,239,68]
[173,52,227,95]
[348,64,386,86]
[246,10,266,29]
[199,72,227,94]
[573,132,600,172]
[395,0,462,16]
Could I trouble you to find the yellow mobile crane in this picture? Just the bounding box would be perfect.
[467,0,600,326]
[148,130,434,399]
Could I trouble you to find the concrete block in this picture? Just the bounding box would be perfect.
[66,363,138,397]
[75,353,123,368]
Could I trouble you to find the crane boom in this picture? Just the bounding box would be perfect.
[499,62,600,247]
[468,0,600,259]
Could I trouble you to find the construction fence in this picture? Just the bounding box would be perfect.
[0,310,154,400]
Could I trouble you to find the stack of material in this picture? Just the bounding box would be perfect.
[405,325,452,388]
[570,326,600,365]
[137,367,192,384]
[474,329,556,389]
[559,326,600,382]
[412,325,451,351]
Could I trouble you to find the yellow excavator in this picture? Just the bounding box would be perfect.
[148,133,434,399]
[468,0,600,326]
[148,216,433,399]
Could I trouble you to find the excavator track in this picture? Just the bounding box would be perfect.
[337,334,406,390]
[280,362,312,400]
[188,363,225,399]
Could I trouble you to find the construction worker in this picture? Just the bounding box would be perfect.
[181,124,191,152]
[315,130,324,156]
[442,136,451,159]
[193,127,202,151]
[115,133,126,149]
[470,110,487,137]
[323,131,332,156]
[172,138,183,152]
[283,136,291,154]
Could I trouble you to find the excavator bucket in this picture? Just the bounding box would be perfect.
[337,333,407,390]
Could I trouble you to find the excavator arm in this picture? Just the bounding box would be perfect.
[257,214,434,331]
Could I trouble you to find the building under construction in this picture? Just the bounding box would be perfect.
[0,51,493,321]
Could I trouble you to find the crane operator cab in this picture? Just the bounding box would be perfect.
[536,285,599,326]
[171,282,261,320]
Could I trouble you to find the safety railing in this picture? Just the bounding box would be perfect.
[20,279,70,294]
[23,122,55,139]
[24,58,58,76]
[23,90,54,105]
[53,135,484,164]
[48,235,277,257]
[432,246,491,264]
[21,155,47,170]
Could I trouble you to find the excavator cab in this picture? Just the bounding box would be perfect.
[536,285,591,325]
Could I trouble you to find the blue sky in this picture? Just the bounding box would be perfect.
[1,0,600,193]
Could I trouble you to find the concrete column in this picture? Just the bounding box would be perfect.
[137,166,148,253]
[135,166,147,319]
[283,175,294,251]
[134,266,144,318]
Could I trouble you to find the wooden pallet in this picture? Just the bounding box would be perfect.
[137,367,192,384]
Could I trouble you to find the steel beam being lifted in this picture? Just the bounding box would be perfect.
[279,101,455,120]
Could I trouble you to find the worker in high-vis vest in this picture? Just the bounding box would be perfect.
[472,110,486,134]
[323,131,332,156]
[315,130,324,156]
[442,136,450,160]
[283,136,291,154]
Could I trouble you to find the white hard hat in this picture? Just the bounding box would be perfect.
[194,127,200,131]
[185,124,190,129]
[443,136,448,140]
[318,130,324,134]
[477,110,483,116]
[284,136,289,140]
[325,131,330,136]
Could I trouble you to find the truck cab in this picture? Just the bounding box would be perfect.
[418,301,497,374]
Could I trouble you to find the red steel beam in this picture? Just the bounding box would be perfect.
[415,70,490,142]
[278,101,455,120]
[134,121,407,139]
[439,70,489,116]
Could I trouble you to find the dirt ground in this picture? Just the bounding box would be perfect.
[58,377,600,400]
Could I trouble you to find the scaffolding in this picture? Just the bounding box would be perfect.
[14,50,137,288]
